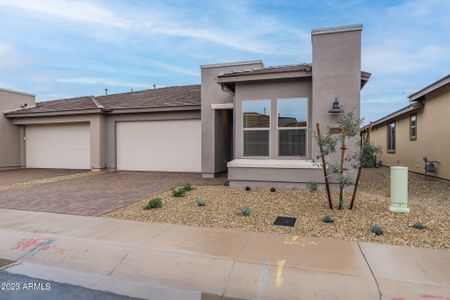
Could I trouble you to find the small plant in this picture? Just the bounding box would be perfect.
[306,181,318,192]
[182,183,194,191]
[412,221,426,230]
[239,207,251,216]
[143,197,162,210]
[171,188,186,197]
[245,186,251,191]
[196,198,206,206]
[270,187,276,192]
[322,215,334,223]
[371,225,383,235]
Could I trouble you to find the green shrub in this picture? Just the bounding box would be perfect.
[182,183,194,191]
[371,225,383,235]
[322,215,334,223]
[306,181,318,192]
[171,188,186,197]
[412,221,426,230]
[143,197,162,210]
[196,198,206,206]
[360,142,382,168]
[245,186,251,191]
[239,207,251,216]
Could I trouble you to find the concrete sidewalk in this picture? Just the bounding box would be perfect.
[0,209,448,300]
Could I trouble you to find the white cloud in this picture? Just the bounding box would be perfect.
[0,42,12,58]
[363,43,446,75]
[363,97,406,104]
[0,0,287,54]
[0,0,129,27]
[144,60,199,77]
[58,77,150,88]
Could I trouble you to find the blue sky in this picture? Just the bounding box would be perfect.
[0,0,448,122]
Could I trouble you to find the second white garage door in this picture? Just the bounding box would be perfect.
[26,124,90,169]
[116,120,201,172]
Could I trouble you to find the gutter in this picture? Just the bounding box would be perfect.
[5,104,201,118]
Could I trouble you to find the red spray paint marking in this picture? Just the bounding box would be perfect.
[421,295,450,300]
[12,237,88,256]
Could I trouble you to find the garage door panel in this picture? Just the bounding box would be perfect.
[26,124,90,169]
[117,120,201,172]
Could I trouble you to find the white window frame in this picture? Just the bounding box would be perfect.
[242,99,271,157]
[409,114,417,141]
[387,122,396,153]
[277,98,308,158]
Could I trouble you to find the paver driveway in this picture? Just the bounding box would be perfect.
[0,170,226,216]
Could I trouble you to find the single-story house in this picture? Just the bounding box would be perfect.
[0,24,370,188]
[363,74,449,180]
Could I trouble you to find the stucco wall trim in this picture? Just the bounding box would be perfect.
[211,103,234,109]
[227,159,319,169]
[311,24,362,35]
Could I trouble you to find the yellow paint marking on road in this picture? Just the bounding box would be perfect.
[283,235,319,247]
[0,171,102,191]
[276,259,286,288]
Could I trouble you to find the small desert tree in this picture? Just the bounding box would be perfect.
[315,112,378,209]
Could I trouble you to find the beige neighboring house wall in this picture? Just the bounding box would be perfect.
[368,76,450,180]
[0,88,35,170]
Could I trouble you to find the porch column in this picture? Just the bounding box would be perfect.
[90,114,106,171]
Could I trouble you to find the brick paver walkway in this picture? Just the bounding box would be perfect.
[0,169,82,185]
[0,171,226,216]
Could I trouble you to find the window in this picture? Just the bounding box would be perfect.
[277,98,307,156]
[243,100,270,156]
[410,114,417,141]
[387,122,396,153]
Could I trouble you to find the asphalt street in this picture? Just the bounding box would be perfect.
[0,271,140,300]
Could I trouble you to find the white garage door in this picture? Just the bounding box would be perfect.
[116,120,201,172]
[26,124,90,169]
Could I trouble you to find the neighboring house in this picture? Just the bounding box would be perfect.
[364,75,450,180]
[0,24,370,188]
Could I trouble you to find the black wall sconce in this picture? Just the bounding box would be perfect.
[328,97,344,114]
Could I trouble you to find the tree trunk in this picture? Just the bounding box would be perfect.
[316,123,333,209]
[338,130,346,209]
[349,123,373,209]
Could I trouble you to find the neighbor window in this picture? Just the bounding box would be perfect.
[410,114,417,141]
[387,122,396,153]
[243,100,270,156]
[277,98,307,156]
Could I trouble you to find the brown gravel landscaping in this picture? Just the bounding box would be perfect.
[106,167,449,249]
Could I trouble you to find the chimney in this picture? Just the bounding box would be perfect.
[311,24,363,180]
[311,24,362,129]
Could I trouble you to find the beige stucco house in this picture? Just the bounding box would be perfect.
[0,24,370,188]
[365,74,450,180]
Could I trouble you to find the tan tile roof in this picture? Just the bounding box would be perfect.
[218,64,312,77]
[9,85,201,115]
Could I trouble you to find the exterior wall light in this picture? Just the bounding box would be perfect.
[328,97,344,114]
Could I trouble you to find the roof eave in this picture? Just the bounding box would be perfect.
[108,105,201,114]
[408,74,450,102]
[5,105,201,118]
[5,108,102,118]
[365,102,424,129]
[217,71,312,84]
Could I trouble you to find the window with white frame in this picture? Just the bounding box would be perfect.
[410,114,417,140]
[277,98,307,156]
[243,100,270,156]
[387,122,396,152]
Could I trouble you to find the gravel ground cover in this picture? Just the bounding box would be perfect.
[0,171,100,191]
[106,167,449,249]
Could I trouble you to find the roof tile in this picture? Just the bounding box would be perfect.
[9,85,201,115]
